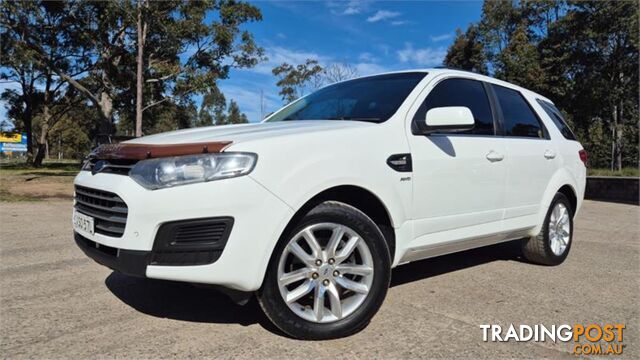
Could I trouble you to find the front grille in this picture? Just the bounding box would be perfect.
[74,185,128,237]
[85,159,138,175]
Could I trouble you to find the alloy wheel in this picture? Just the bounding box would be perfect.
[548,203,571,256]
[276,222,374,323]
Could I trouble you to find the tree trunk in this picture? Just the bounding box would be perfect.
[614,101,623,171]
[98,91,114,136]
[33,105,50,168]
[135,0,147,137]
[23,98,34,159]
[33,73,52,168]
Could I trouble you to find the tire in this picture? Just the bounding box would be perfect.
[522,193,574,266]
[257,201,391,340]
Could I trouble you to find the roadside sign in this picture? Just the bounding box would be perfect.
[0,132,28,153]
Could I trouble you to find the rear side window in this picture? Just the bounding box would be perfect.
[536,99,576,140]
[492,84,545,139]
[414,78,494,135]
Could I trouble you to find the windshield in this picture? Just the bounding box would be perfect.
[265,72,426,123]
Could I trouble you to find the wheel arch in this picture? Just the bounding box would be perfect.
[281,185,396,262]
[533,168,580,234]
[557,184,578,216]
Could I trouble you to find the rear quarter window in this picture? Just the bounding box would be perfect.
[536,99,577,141]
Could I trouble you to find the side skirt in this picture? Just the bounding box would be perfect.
[399,227,533,264]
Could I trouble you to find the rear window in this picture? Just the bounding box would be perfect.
[492,84,545,139]
[536,99,576,141]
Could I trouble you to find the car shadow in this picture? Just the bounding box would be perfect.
[104,239,524,333]
[390,239,524,287]
[104,272,273,328]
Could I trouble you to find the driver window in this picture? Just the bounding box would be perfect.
[413,78,495,135]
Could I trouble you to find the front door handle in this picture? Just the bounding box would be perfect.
[544,150,556,159]
[486,150,504,162]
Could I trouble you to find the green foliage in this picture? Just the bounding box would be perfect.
[495,23,546,93]
[226,100,248,124]
[272,59,324,103]
[588,168,640,177]
[1,0,264,160]
[445,0,639,172]
[444,25,488,74]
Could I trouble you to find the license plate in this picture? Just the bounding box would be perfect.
[73,210,94,236]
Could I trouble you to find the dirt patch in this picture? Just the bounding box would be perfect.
[0,173,75,201]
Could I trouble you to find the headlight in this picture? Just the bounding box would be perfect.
[130,152,257,190]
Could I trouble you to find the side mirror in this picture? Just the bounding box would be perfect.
[421,106,475,134]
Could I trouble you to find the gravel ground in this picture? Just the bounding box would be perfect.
[0,199,638,359]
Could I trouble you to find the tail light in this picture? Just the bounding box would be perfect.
[579,149,588,167]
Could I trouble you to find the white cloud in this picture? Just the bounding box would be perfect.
[358,52,374,62]
[367,10,401,23]
[396,43,447,67]
[327,0,370,16]
[353,62,389,76]
[343,6,360,15]
[391,20,408,26]
[276,33,286,39]
[430,33,454,42]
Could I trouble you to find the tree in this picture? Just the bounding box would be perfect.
[226,100,248,124]
[2,1,132,136]
[272,59,324,103]
[323,63,358,84]
[452,0,638,171]
[2,0,264,141]
[494,23,546,93]
[444,25,488,74]
[542,1,638,170]
[1,1,87,166]
[478,0,521,63]
[132,0,263,136]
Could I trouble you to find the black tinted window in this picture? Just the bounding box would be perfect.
[414,78,494,135]
[492,85,544,138]
[536,99,576,140]
[267,72,426,123]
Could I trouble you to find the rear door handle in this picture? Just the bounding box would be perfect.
[486,150,504,162]
[544,150,556,159]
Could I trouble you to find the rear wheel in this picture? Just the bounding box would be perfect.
[257,201,391,339]
[522,193,573,265]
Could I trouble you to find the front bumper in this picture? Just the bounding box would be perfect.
[73,171,294,291]
[75,232,150,277]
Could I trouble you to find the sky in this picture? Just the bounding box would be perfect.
[222,0,483,122]
[0,1,484,125]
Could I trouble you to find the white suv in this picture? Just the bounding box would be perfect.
[73,68,586,339]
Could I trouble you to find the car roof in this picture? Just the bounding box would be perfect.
[350,68,555,104]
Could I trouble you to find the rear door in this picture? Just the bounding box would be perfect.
[490,84,559,225]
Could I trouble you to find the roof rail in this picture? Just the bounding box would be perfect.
[433,66,480,75]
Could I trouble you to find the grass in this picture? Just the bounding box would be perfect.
[0,159,78,202]
[0,159,81,177]
[587,168,640,177]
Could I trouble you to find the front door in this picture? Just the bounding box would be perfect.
[407,77,507,248]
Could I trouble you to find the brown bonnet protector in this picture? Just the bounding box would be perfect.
[90,141,233,160]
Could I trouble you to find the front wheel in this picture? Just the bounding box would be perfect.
[522,193,574,265]
[257,201,391,340]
